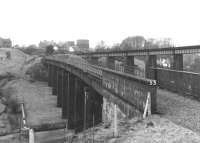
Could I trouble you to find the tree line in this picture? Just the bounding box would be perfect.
[94,36,173,52]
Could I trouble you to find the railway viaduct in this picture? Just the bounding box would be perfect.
[43,45,200,133]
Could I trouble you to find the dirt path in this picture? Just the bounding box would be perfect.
[157,89,200,133]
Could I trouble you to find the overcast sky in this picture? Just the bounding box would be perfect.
[0,0,200,47]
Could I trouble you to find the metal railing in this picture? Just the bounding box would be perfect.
[19,102,34,143]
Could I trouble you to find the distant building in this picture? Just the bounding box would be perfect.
[57,41,75,51]
[67,41,75,47]
[0,37,12,48]
[76,39,89,52]
[54,39,90,53]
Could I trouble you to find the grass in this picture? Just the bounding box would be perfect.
[26,61,48,82]
[0,87,21,130]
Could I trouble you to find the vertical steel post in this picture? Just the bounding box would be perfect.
[84,87,88,131]
[113,104,118,137]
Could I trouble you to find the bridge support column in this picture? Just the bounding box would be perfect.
[145,55,157,79]
[52,66,57,95]
[49,65,53,87]
[82,87,103,131]
[83,87,89,130]
[74,80,85,132]
[73,77,79,130]
[67,73,76,129]
[106,57,115,69]
[47,64,51,86]
[57,69,63,107]
[124,56,135,73]
[90,89,103,125]
[62,71,68,119]
[172,54,183,70]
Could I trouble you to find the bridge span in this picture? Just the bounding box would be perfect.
[43,54,157,132]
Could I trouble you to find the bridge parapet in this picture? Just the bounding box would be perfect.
[154,67,200,99]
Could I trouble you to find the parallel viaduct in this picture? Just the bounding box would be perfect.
[43,45,200,132]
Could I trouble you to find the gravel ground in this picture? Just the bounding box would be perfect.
[70,115,200,143]
[157,88,200,133]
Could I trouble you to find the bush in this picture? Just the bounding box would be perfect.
[45,45,54,55]
[19,47,37,55]
[0,88,20,114]
[6,51,11,59]
[26,62,48,82]
[0,88,20,130]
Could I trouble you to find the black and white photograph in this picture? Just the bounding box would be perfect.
[0,0,200,142]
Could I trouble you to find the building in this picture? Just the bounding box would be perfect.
[76,39,89,52]
[67,41,75,47]
[0,37,12,48]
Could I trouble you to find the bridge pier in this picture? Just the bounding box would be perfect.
[74,79,85,131]
[62,71,68,119]
[106,57,115,69]
[83,87,89,131]
[125,56,135,66]
[61,73,88,131]
[145,55,157,79]
[49,65,54,87]
[52,66,58,96]
[67,73,76,129]
[47,64,51,87]
[90,89,103,124]
[124,56,135,74]
[57,68,63,107]
[172,54,183,70]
